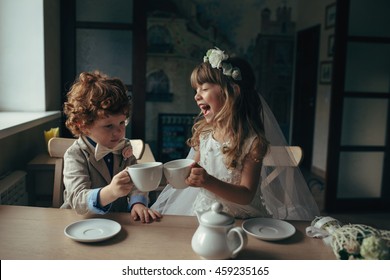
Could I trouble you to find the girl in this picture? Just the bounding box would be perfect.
[152,48,319,220]
[62,71,161,223]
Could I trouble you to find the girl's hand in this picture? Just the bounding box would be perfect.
[108,169,134,198]
[185,162,210,188]
[131,204,162,223]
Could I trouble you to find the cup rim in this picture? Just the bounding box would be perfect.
[128,162,162,169]
[163,159,194,169]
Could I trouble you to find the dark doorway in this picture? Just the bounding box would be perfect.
[292,25,320,171]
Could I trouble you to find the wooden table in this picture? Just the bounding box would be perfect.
[0,205,335,260]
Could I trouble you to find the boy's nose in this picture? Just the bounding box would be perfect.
[113,126,123,135]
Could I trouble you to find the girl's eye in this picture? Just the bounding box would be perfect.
[105,124,113,129]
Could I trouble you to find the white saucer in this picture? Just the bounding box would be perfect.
[242,218,296,241]
[64,218,121,242]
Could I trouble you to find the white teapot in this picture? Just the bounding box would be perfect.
[191,202,247,259]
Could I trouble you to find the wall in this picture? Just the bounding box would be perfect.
[145,0,300,159]
[295,0,335,176]
[146,56,199,152]
[145,12,226,154]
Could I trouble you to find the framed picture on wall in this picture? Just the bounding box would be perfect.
[325,3,336,29]
[319,61,332,84]
[328,34,335,57]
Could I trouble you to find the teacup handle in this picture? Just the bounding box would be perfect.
[228,227,248,258]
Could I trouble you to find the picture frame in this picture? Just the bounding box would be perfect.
[325,3,336,29]
[319,61,332,84]
[328,34,335,57]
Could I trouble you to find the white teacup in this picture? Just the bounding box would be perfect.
[127,162,163,192]
[163,159,195,189]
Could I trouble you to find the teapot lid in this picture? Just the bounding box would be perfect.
[199,202,234,226]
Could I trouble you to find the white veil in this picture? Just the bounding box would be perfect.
[258,94,319,220]
[151,94,320,220]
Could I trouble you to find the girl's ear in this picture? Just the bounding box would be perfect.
[232,84,241,95]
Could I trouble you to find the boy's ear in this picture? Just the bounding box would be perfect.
[78,122,89,135]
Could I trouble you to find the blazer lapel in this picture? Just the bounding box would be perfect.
[78,137,112,184]
[89,155,112,184]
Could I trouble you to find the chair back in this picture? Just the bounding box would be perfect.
[263,146,302,167]
[47,137,145,208]
[261,146,303,188]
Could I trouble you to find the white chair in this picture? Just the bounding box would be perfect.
[261,146,303,188]
[48,137,145,208]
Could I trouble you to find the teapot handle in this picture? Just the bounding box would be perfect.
[228,227,248,258]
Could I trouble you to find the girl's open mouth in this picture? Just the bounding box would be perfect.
[199,104,210,116]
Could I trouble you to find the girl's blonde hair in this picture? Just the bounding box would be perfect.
[64,71,131,136]
[188,57,269,168]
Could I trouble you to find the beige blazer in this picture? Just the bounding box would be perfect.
[61,137,147,214]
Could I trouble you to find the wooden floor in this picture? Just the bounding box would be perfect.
[304,169,390,230]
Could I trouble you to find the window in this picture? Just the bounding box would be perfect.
[0,0,46,111]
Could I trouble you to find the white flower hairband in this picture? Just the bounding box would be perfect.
[203,47,242,81]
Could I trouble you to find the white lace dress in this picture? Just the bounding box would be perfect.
[152,131,271,219]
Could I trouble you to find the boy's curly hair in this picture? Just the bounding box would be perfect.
[63,71,132,136]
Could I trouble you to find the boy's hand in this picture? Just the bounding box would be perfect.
[109,169,134,198]
[99,170,134,207]
[131,204,162,223]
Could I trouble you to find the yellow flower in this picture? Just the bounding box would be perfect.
[44,127,59,146]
